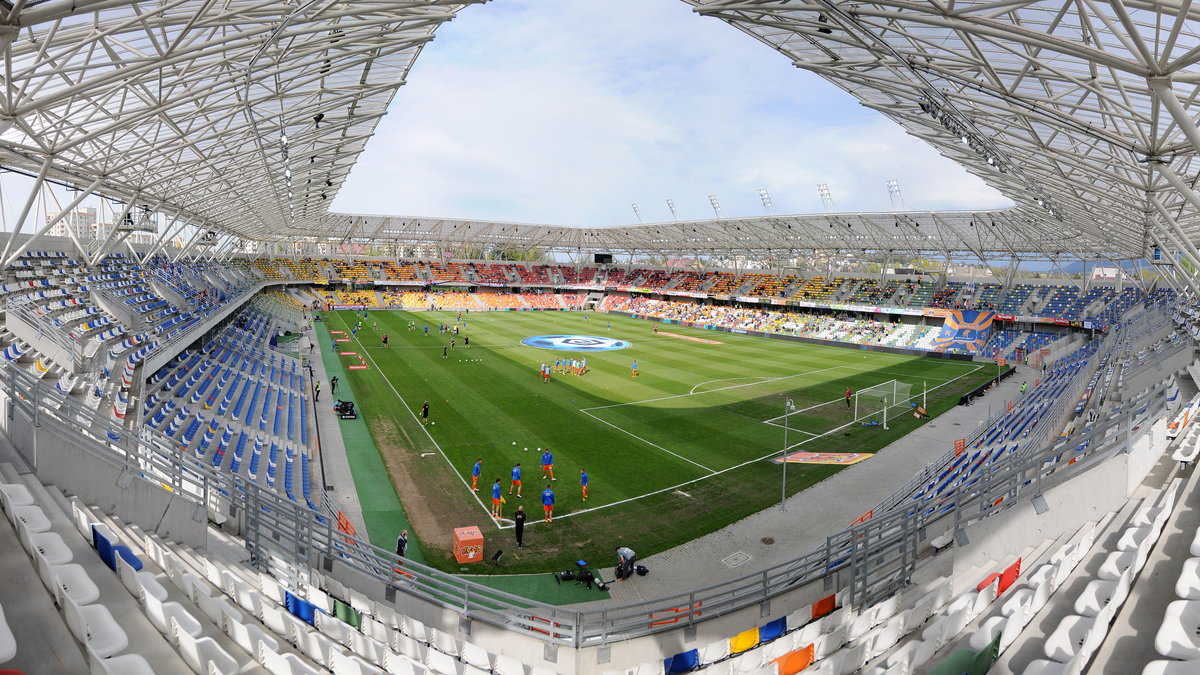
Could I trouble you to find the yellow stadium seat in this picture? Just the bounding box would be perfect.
[729,627,760,654]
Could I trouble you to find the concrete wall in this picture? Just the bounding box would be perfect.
[14,418,208,547]
[1126,418,1168,496]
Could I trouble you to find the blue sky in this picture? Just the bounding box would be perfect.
[333,0,1010,226]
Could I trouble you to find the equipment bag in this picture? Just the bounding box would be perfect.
[636,565,648,577]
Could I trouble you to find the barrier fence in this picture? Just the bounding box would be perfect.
[0,304,1176,647]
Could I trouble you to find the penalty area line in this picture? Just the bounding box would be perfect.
[577,408,715,473]
[584,365,847,411]
[689,376,772,395]
[506,402,864,528]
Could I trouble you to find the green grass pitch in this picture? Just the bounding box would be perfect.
[322,309,994,574]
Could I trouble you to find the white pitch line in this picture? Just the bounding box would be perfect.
[762,363,986,429]
[690,376,772,395]
[497,400,868,528]
[327,312,500,525]
[343,310,987,529]
[762,396,846,424]
[577,408,716,472]
[583,365,847,411]
[508,357,984,526]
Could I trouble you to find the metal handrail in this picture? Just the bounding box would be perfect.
[3,306,1176,648]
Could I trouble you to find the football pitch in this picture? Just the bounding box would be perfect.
[322,309,995,574]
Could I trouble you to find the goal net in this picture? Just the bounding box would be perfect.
[854,379,915,424]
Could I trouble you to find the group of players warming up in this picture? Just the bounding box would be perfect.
[473,451,586,523]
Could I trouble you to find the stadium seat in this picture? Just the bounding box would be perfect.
[18,512,68,565]
[137,574,202,641]
[37,553,100,607]
[0,483,34,513]
[1157,600,1200,659]
[1143,661,1200,675]
[261,647,323,675]
[730,627,760,654]
[1044,614,1100,663]
[12,505,50,533]
[664,648,699,674]
[174,623,239,674]
[90,523,118,570]
[1098,550,1137,581]
[295,628,342,667]
[62,594,127,659]
[86,646,156,675]
[773,644,814,675]
[1022,653,1086,674]
[1075,572,1130,617]
[0,606,12,665]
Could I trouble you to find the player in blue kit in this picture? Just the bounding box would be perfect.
[541,485,555,523]
[509,463,522,497]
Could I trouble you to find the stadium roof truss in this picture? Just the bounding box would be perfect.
[3,0,1200,279]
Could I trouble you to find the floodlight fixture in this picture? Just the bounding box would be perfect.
[758,188,773,214]
[708,195,722,218]
[886,180,905,210]
[817,183,835,211]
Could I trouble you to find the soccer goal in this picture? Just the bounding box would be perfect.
[854,379,915,426]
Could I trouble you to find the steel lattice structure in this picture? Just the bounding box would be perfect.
[3,0,1200,275]
[686,0,1200,274]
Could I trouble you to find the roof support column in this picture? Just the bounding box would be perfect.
[4,175,103,267]
[1145,212,1200,298]
[88,197,138,266]
[1150,79,1200,155]
[0,156,52,264]
[139,211,184,263]
[172,227,206,263]
[1148,191,1200,268]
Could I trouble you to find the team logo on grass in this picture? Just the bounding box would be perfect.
[521,335,632,352]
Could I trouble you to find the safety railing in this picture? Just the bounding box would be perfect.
[1,303,1182,648]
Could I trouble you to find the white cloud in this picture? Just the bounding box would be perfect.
[333,0,1010,226]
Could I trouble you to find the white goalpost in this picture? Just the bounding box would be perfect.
[854,379,915,427]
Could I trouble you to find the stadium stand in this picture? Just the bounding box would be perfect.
[0,247,1181,675]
